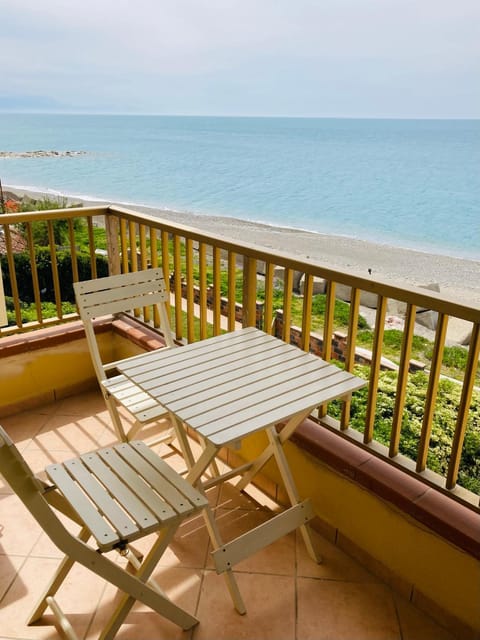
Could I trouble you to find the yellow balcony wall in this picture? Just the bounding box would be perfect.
[0,319,146,416]
[234,429,479,637]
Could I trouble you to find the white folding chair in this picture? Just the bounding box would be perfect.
[74,268,175,444]
[0,424,208,639]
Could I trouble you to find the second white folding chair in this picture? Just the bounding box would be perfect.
[74,268,176,444]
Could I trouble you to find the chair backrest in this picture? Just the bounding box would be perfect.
[74,268,174,382]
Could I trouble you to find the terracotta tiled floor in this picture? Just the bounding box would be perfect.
[0,390,457,640]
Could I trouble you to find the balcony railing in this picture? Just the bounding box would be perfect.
[1,205,479,513]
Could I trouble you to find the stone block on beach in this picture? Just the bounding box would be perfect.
[298,275,327,295]
[335,283,378,308]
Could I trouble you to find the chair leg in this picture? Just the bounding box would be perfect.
[28,526,91,624]
[99,521,197,639]
[103,394,128,441]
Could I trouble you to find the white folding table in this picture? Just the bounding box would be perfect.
[115,326,366,613]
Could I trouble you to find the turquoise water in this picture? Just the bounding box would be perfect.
[0,114,478,259]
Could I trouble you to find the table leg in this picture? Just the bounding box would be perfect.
[266,426,322,564]
[169,413,196,469]
[200,498,247,615]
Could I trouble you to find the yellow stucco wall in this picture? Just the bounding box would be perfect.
[0,331,143,414]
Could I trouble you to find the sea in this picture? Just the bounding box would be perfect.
[0,114,478,260]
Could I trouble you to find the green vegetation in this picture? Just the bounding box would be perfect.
[3,296,77,325]
[357,328,476,383]
[328,365,480,494]
[0,196,109,317]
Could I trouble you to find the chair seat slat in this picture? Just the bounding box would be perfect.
[80,451,160,530]
[130,441,209,508]
[96,447,177,522]
[101,378,168,423]
[114,443,194,515]
[46,463,119,549]
[62,458,139,539]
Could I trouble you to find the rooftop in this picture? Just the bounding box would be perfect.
[0,389,456,640]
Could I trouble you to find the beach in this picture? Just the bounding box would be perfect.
[5,186,480,311]
[143,205,480,307]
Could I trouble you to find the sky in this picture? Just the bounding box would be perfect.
[1,0,479,118]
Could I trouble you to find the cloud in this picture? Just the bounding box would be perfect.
[1,0,479,116]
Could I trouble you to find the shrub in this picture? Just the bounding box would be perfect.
[1,249,109,304]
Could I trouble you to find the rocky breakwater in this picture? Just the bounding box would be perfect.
[0,150,87,158]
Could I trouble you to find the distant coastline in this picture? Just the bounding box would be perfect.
[0,150,87,158]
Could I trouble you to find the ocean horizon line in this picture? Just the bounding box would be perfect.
[1,111,479,122]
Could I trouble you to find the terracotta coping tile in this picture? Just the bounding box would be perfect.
[0,315,157,358]
[354,456,428,505]
[289,419,371,477]
[0,322,89,355]
[111,316,167,350]
[413,490,480,559]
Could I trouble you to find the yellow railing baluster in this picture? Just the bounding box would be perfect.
[446,322,480,489]
[24,222,42,325]
[318,280,336,418]
[199,242,207,340]
[67,219,79,283]
[186,238,195,343]
[120,218,129,273]
[160,229,171,321]
[364,295,387,443]
[243,256,257,328]
[87,217,97,279]
[301,273,313,352]
[150,226,160,327]
[213,246,221,335]
[390,303,416,457]
[282,267,293,342]
[417,313,448,472]
[228,251,237,332]
[341,286,361,429]
[322,280,336,362]
[173,234,183,341]
[4,223,24,327]
[263,262,275,335]
[128,221,138,272]
[138,224,150,322]
[47,220,62,319]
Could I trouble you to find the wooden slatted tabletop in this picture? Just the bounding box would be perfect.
[117,327,366,447]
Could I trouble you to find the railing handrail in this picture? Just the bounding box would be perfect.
[108,205,480,322]
[2,205,479,321]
